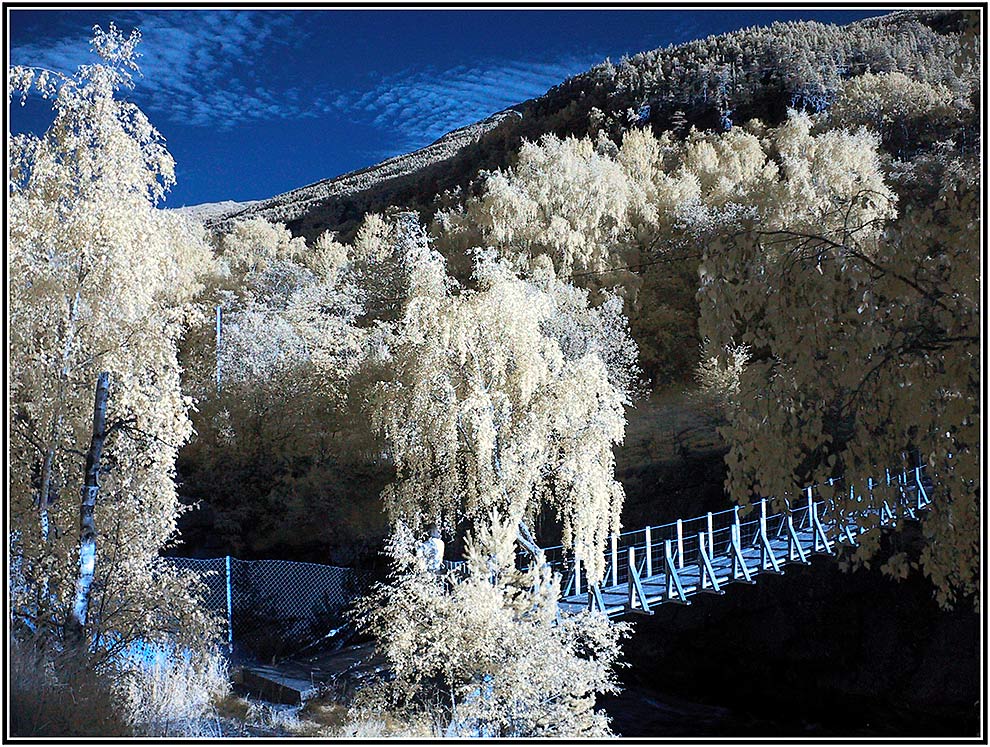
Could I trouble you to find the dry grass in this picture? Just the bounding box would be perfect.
[8,639,129,737]
[116,641,231,737]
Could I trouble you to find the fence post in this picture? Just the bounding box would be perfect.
[225,555,234,655]
[707,512,714,557]
[676,519,684,569]
[644,526,653,578]
[574,555,582,596]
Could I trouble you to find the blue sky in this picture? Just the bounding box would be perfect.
[8,9,886,207]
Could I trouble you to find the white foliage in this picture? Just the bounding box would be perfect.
[369,220,638,582]
[353,517,626,738]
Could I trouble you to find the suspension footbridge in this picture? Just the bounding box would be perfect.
[542,465,932,617]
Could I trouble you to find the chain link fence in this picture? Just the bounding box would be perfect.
[161,556,373,663]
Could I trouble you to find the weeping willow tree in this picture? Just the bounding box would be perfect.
[367,216,639,583]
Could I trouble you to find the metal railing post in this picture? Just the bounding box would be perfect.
[707,512,714,556]
[676,519,684,569]
[610,534,618,587]
[645,526,653,577]
[627,546,637,608]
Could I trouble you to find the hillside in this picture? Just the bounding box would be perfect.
[205,8,975,242]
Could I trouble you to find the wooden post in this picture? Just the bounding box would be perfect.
[610,535,618,587]
[707,512,714,557]
[67,372,110,641]
[759,498,768,541]
[644,526,653,578]
[573,555,582,596]
[676,519,684,569]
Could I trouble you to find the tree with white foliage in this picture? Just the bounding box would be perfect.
[178,216,378,561]
[8,23,218,661]
[368,216,639,582]
[352,513,626,737]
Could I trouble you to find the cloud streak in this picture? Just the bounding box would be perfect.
[12,11,605,146]
[11,11,306,128]
[324,54,604,152]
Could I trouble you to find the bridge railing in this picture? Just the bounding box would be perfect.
[543,464,931,603]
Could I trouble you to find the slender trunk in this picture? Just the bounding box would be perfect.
[39,291,81,543]
[66,371,109,643]
[38,444,56,543]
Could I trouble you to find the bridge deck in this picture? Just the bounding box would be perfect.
[559,524,827,615]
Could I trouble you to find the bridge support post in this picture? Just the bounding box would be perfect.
[757,518,783,573]
[587,583,607,614]
[841,522,858,546]
[915,465,929,508]
[810,499,834,555]
[785,515,809,563]
[697,532,724,594]
[627,547,653,613]
[610,534,618,587]
[729,522,754,583]
[663,539,690,604]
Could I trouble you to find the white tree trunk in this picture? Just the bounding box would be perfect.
[40,291,81,544]
[67,371,109,641]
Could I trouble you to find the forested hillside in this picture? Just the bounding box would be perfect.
[205,9,978,242]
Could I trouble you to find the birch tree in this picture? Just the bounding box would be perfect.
[698,141,979,607]
[8,24,217,654]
